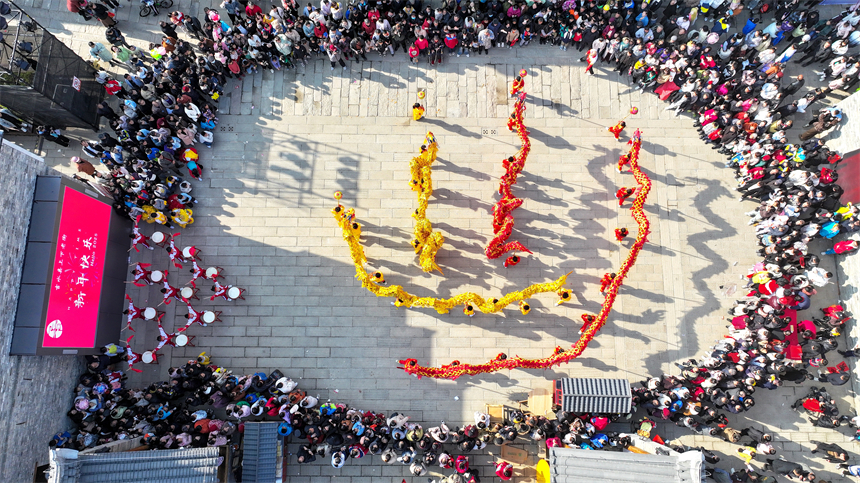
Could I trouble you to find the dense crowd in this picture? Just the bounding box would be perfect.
[54,350,722,482]
[618,19,860,476]
[54,353,237,452]
[71,0,860,87]
[73,79,210,230]
[73,2,218,230]
[57,354,505,481]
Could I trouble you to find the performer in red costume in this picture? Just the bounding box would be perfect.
[166,233,184,269]
[181,304,205,331]
[617,152,632,173]
[616,187,635,206]
[608,120,626,140]
[211,280,229,301]
[510,76,525,97]
[584,48,598,75]
[599,273,616,294]
[131,215,154,252]
[614,227,629,241]
[160,277,183,305]
[189,260,205,288]
[123,295,145,331]
[123,335,143,373]
[130,263,153,286]
[154,322,176,352]
[580,313,597,334]
[506,113,519,133]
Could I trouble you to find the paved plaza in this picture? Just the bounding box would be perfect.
[3,1,857,482]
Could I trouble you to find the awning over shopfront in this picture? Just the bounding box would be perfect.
[554,378,632,413]
[242,422,283,483]
[548,446,704,483]
[48,446,224,483]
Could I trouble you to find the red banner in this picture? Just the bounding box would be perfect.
[42,187,112,348]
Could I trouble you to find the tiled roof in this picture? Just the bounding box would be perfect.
[549,446,703,483]
[242,422,280,483]
[48,447,222,483]
[557,378,632,413]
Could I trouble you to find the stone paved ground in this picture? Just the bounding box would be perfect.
[5,1,860,482]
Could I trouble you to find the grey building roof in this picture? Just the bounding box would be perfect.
[242,422,281,483]
[557,378,632,413]
[549,446,704,483]
[48,447,222,483]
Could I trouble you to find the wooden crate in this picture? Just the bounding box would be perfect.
[501,444,529,464]
[486,404,505,425]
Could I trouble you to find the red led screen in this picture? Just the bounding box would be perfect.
[839,150,860,205]
[41,187,112,348]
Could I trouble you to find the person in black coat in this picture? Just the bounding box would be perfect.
[817,371,850,386]
[811,441,849,462]
[160,21,178,38]
[740,426,772,443]
[776,101,797,119]
[782,74,805,98]
[580,25,599,52]
[764,459,808,480]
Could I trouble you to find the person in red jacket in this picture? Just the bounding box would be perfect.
[245,2,262,17]
[444,31,458,55]
[104,78,126,98]
[408,44,420,64]
[361,17,375,37]
[699,54,716,69]
[414,35,429,53]
[454,455,469,473]
[791,395,824,414]
[706,127,722,143]
[614,227,629,241]
[313,21,328,39]
[495,461,514,480]
[366,5,380,22]
[823,239,858,256]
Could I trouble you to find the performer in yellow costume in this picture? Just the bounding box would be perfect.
[171,208,194,228]
[412,103,425,121]
[409,132,444,273]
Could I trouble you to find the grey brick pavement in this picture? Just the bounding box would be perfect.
[4,1,858,481]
